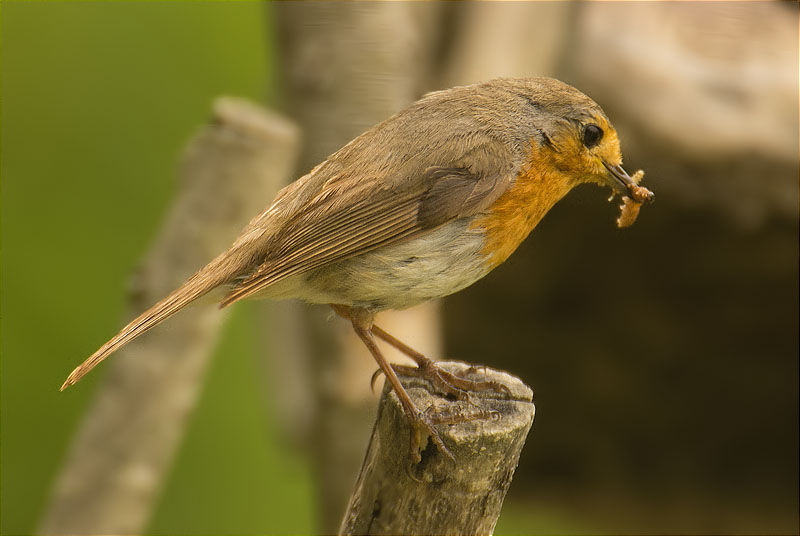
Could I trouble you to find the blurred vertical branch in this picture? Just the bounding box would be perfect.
[440,2,573,86]
[271,2,444,531]
[39,99,300,535]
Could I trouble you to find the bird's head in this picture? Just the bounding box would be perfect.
[491,77,654,202]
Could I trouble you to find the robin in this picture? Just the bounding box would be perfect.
[61,77,653,461]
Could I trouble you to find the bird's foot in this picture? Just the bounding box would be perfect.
[371,360,511,470]
[385,359,512,402]
[403,399,503,478]
[405,406,454,468]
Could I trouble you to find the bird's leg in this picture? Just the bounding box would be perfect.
[370,324,511,399]
[330,305,509,401]
[339,305,453,464]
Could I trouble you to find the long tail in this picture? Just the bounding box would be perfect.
[60,256,237,391]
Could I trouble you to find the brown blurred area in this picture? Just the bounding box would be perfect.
[436,2,799,533]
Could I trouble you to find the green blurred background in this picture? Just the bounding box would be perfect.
[2,2,316,533]
[2,2,798,535]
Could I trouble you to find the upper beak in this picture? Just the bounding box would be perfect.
[602,162,654,202]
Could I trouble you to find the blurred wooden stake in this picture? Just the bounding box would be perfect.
[441,2,572,86]
[340,362,535,536]
[274,3,443,531]
[39,99,299,535]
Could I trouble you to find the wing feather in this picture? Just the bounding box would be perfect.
[220,142,518,307]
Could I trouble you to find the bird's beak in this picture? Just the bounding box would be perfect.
[602,162,654,202]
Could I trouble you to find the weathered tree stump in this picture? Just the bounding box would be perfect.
[340,362,535,535]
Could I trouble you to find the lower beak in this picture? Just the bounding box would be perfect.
[602,162,640,197]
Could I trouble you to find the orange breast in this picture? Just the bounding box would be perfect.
[472,140,577,270]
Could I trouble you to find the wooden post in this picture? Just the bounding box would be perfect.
[39,99,300,535]
[340,362,535,536]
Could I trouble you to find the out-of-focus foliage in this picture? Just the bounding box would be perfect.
[1,2,313,534]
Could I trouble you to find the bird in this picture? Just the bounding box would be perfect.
[61,77,653,462]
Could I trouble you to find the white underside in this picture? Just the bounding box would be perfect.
[256,218,491,311]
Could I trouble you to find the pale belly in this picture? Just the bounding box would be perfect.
[258,218,492,311]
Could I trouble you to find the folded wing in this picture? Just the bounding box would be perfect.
[220,145,516,307]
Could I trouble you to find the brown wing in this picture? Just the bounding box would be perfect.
[220,146,517,308]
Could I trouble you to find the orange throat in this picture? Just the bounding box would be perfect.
[473,142,577,270]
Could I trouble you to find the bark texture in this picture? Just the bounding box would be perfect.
[340,362,535,536]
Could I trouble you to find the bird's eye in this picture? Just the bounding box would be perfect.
[582,124,603,148]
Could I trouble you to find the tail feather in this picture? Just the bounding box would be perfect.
[60,262,232,391]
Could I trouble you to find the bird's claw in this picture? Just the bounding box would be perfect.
[406,408,455,473]
[391,361,512,401]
